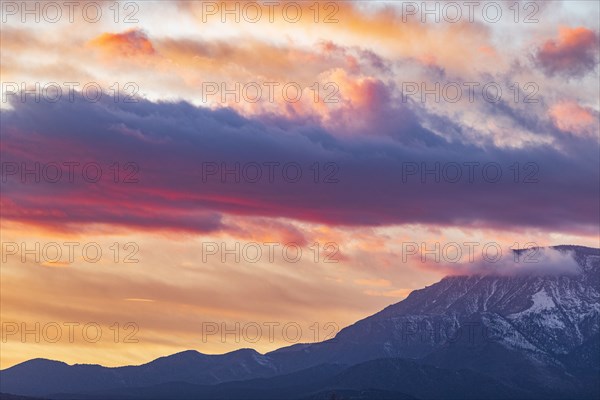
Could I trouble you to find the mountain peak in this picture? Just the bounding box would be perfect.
[8,358,68,370]
[224,348,262,356]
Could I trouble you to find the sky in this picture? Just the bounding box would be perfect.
[0,0,599,369]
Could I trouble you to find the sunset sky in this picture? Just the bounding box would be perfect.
[1,0,599,369]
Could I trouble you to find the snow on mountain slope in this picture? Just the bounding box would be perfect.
[364,246,600,358]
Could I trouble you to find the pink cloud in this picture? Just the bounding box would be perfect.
[550,101,599,137]
[535,27,599,77]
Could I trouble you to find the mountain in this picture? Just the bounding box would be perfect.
[0,350,279,397]
[1,245,599,399]
[32,358,520,400]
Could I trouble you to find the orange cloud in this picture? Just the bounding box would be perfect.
[354,278,391,287]
[90,29,155,57]
[364,288,412,299]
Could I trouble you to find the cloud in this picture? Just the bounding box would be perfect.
[364,288,412,298]
[426,247,581,277]
[535,26,599,78]
[1,93,598,235]
[89,29,155,57]
[354,278,391,287]
[549,101,600,137]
